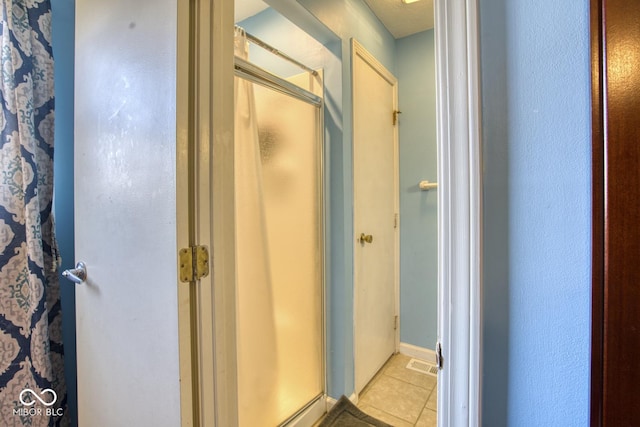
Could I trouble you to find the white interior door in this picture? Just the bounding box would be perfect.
[353,40,399,394]
[73,0,184,425]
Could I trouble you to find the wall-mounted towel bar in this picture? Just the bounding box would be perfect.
[419,180,438,191]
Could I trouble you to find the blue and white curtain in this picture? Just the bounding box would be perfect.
[0,0,67,426]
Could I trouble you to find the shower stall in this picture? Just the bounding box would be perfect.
[234,27,325,426]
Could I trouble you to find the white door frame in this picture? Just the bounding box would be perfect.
[434,1,482,426]
[194,0,483,426]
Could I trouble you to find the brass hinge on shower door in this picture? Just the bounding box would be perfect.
[179,245,210,283]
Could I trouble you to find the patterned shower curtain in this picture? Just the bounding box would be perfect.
[0,0,67,426]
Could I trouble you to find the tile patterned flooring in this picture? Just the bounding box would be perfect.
[356,353,437,427]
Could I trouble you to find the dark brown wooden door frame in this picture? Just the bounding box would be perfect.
[590,0,604,424]
[591,0,640,425]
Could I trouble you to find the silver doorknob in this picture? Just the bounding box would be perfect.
[62,262,87,284]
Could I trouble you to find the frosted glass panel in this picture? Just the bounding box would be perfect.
[235,76,323,426]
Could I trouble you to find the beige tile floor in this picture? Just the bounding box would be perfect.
[357,353,437,427]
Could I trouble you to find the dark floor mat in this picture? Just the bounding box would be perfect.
[318,396,393,427]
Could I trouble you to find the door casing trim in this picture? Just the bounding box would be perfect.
[434,1,483,425]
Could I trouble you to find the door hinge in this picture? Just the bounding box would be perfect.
[436,341,443,370]
[394,213,399,229]
[394,315,399,330]
[179,245,210,283]
[393,110,402,125]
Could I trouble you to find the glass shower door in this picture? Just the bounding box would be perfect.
[235,72,324,426]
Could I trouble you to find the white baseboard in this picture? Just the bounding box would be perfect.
[399,342,436,364]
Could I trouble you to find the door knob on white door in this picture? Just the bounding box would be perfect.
[62,261,87,284]
[359,233,373,244]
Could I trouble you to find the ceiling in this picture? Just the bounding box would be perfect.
[235,0,433,39]
[363,0,433,39]
[235,0,269,23]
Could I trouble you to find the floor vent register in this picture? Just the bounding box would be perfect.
[406,358,438,377]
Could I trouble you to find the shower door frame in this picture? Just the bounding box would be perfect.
[234,57,327,426]
[189,0,484,426]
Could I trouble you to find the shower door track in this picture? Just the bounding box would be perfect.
[234,56,322,107]
[278,393,325,427]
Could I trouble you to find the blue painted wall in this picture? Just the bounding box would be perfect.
[479,1,591,425]
[238,8,337,78]
[298,0,396,73]
[51,0,77,425]
[396,30,437,350]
